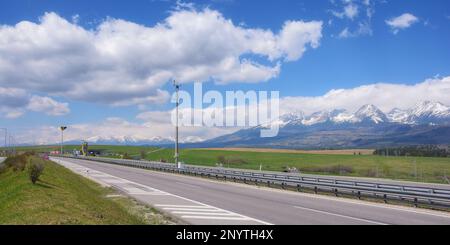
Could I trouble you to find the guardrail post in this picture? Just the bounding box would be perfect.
[357,191,361,200]
[297,184,301,192]
[383,194,387,204]
[267,181,270,187]
[314,186,318,194]
[334,188,338,197]
[414,198,418,208]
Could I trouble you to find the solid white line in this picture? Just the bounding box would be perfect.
[172,212,237,216]
[293,206,388,225]
[155,204,211,208]
[163,208,220,212]
[181,216,251,221]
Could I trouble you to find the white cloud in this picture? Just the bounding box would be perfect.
[280,76,450,115]
[338,21,372,38]
[13,75,450,144]
[330,0,374,38]
[0,87,69,118]
[0,10,322,106]
[344,4,359,19]
[331,2,359,20]
[27,96,70,116]
[15,116,237,145]
[386,13,419,34]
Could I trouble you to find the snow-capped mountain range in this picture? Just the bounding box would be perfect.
[274,101,450,127]
[61,101,450,148]
[198,101,450,149]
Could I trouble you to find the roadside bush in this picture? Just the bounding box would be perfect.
[28,160,45,184]
[0,164,6,174]
[4,153,32,172]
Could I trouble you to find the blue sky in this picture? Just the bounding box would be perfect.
[1,0,450,144]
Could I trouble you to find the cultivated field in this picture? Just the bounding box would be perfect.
[203,148,375,155]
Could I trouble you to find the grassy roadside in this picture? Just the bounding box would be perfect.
[0,153,175,225]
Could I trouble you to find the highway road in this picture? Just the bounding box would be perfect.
[185,163,450,190]
[53,157,450,225]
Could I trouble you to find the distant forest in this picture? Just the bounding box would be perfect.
[374,145,450,158]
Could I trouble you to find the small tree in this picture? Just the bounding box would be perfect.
[140,150,147,160]
[28,160,44,184]
[217,156,226,165]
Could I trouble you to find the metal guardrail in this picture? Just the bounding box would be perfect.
[55,155,450,209]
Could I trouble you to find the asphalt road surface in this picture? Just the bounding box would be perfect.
[53,157,450,225]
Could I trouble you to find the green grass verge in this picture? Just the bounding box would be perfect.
[0,154,172,225]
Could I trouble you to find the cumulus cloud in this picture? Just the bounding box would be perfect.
[331,2,359,20]
[15,116,237,145]
[386,13,419,34]
[13,75,450,144]
[0,87,69,118]
[27,96,70,116]
[280,76,450,115]
[0,10,322,106]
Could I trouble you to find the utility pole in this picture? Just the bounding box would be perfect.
[173,80,180,168]
[60,126,67,155]
[0,128,6,155]
[9,135,14,156]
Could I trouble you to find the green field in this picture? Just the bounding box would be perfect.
[8,145,450,184]
[0,154,173,225]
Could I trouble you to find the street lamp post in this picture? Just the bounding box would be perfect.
[60,126,67,155]
[173,80,180,168]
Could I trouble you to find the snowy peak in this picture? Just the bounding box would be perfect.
[410,101,450,118]
[278,101,450,127]
[302,110,344,126]
[387,108,409,123]
[280,111,305,124]
[82,135,174,146]
[354,104,388,124]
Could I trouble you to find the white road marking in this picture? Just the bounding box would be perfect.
[172,212,238,216]
[163,208,220,212]
[181,216,251,221]
[293,206,388,225]
[155,205,210,208]
[53,157,272,225]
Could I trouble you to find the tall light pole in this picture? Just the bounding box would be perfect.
[60,126,67,155]
[173,80,180,168]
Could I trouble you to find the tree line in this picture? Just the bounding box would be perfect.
[374,145,450,158]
